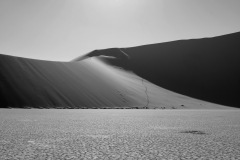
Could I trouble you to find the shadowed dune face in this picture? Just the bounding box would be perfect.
[80,32,240,107]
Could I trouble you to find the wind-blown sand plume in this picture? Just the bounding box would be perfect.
[1,32,240,109]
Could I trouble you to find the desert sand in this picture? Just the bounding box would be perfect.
[1,32,240,109]
[79,32,240,108]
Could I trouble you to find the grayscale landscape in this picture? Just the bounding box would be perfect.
[1,0,240,159]
[0,109,240,160]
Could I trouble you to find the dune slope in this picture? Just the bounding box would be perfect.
[1,32,239,109]
[0,55,141,108]
[0,53,226,109]
[80,32,240,107]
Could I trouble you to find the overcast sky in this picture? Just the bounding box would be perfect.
[0,0,240,61]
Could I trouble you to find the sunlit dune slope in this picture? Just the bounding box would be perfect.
[0,55,138,108]
[79,32,240,107]
[0,53,226,109]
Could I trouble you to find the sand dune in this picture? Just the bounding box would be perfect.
[1,32,239,109]
[80,32,240,108]
[0,54,222,109]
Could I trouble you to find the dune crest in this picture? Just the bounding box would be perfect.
[79,32,240,108]
[1,32,240,109]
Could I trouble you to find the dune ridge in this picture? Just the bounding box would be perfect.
[79,32,240,107]
[0,53,226,109]
[1,32,240,109]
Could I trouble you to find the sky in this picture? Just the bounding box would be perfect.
[0,0,240,61]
